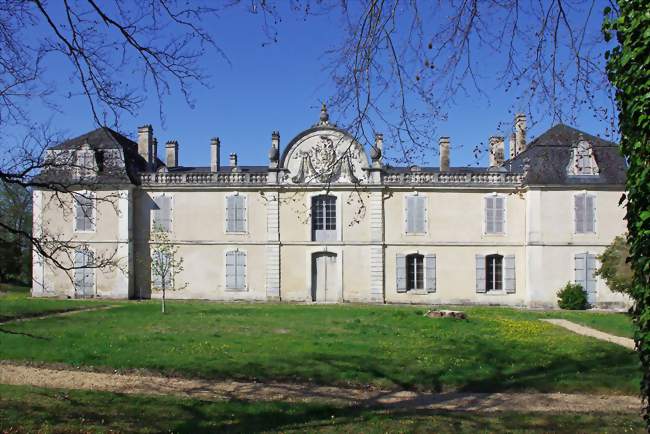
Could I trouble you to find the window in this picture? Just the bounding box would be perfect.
[74,192,95,232]
[76,149,96,179]
[312,195,336,241]
[485,195,505,234]
[74,247,95,297]
[225,250,246,290]
[575,253,597,305]
[405,195,426,234]
[476,254,515,293]
[396,253,436,293]
[151,250,173,290]
[568,140,599,176]
[226,194,247,233]
[485,254,503,291]
[574,193,596,234]
[152,195,172,232]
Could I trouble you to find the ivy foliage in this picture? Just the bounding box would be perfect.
[604,0,650,425]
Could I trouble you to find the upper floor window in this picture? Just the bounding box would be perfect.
[485,195,505,234]
[568,139,599,176]
[396,253,436,293]
[226,194,247,233]
[312,195,336,241]
[76,144,96,179]
[74,192,95,232]
[152,195,172,232]
[574,192,596,234]
[405,195,426,234]
[225,250,246,290]
[74,246,95,297]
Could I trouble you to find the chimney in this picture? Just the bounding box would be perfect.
[137,125,153,167]
[509,133,516,159]
[229,152,238,167]
[515,113,527,154]
[439,136,450,172]
[165,140,178,168]
[151,138,158,164]
[210,137,220,172]
[489,136,505,167]
[269,131,280,168]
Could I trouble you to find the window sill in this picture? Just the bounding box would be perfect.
[482,290,508,295]
[225,288,248,292]
[407,289,432,295]
[74,230,96,234]
[225,232,249,235]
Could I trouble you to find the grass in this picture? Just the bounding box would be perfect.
[0,284,111,322]
[533,310,634,339]
[0,384,644,433]
[0,296,640,394]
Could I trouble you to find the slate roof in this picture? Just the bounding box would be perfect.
[508,124,626,185]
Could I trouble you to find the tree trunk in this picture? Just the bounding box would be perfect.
[162,286,166,314]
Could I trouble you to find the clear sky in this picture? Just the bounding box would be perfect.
[17,2,614,169]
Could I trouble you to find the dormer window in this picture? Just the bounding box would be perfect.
[76,143,96,179]
[568,139,599,176]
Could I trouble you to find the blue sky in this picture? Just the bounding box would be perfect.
[18,2,614,169]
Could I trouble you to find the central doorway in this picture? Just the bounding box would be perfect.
[311,252,338,302]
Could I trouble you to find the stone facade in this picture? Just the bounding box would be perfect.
[32,108,630,308]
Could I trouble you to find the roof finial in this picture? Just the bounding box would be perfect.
[319,103,329,125]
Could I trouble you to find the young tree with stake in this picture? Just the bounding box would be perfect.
[149,225,184,313]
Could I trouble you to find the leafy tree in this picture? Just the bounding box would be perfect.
[0,181,32,283]
[604,0,650,423]
[149,225,185,314]
[596,235,634,296]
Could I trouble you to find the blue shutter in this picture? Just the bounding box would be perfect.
[396,254,407,292]
[575,194,585,233]
[505,255,515,293]
[586,254,597,305]
[585,195,595,233]
[476,254,486,293]
[574,253,587,290]
[425,254,436,293]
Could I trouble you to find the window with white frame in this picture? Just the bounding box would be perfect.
[485,195,505,234]
[225,250,246,290]
[226,194,247,233]
[476,253,515,293]
[405,195,426,234]
[74,192,95,232]
[574,192,596,233]
[396,253,436,293]
[312,195,336,241]
[152,195,172,232]
[74,246,95,297]
[76,148,96,179]
[574,252,597,305]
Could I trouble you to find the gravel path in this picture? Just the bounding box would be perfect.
[0,363,641,413]
[541,319,635,350]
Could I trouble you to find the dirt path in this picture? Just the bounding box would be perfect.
[541,319,635,350]
[0,363,640,413]
[0,305,118,325]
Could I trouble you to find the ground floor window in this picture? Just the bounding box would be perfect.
[486,254,503,291]
[406,254,424,291]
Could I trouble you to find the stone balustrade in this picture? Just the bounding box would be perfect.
[140,172,268,185]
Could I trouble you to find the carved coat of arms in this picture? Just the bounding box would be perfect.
[311,136,337,173]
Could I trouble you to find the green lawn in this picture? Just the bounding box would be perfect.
[0,299,640,394]
[532,310,634,339]
[0,384,643,433]
[0,284,112,322]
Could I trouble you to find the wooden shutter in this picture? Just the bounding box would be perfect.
[575,194,585,233]
[485,197,495,234]
[415,197,426,233]
[225,251,236,289]
[75,199,85,231]
[585,195,595,233]
[396,254,407,292]
[235,195,246,232]
[586,253,597,305]
[475,254,486,293]
[236,250,246,289]
[226,196,237,232]
[574,253,587,290]
[425,254,436,293]
[494,197,505,234]
[83,250,95,296]
[405,197,415,233]
[505,254,516,293]
[74,249,85,294]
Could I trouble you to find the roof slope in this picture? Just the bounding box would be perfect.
[509,124,626,185]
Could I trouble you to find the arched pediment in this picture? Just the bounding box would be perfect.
[280,126,369,185]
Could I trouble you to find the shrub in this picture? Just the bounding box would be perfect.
[557,282,588,310]
[596,235,634,296]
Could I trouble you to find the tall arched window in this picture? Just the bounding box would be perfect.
[312,195,336,241]
[486,254,503,291]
